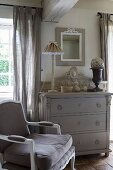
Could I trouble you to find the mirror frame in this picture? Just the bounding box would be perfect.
[55,27,85,66]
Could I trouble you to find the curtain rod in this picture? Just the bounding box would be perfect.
[97,12,113,16]
[0,3,42,9]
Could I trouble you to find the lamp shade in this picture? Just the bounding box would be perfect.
[42,41,63,92]
[43,42,64,55]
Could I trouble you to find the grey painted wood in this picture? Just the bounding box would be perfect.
[50,97,106,114]
[55,27,85,66]
[39,92,113,156]
[72,132,106,151]
[51,114,106,133]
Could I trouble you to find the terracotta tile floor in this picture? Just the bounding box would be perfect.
[65,143,113,170]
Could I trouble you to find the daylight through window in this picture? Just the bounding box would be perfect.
[0,19,13,98]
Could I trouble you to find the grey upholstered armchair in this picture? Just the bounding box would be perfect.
[0,101,75,170]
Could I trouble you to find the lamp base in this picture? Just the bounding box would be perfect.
[48,89,58,93]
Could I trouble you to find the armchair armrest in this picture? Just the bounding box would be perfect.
[0,134,30,144]
[26,121,61,135]
[0,134,36,170]
[38,121,54,126]
[8,135,26,143]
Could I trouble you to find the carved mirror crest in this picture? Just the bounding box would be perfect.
[55,27,85,66]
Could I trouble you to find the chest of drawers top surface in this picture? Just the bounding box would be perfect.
[40,92,112,98]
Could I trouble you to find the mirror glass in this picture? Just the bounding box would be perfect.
[55,27,85,66]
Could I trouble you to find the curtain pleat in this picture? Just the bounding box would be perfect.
[99,13,111,81]
[13,6,41,121]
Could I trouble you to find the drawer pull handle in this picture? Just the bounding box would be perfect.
[57,105,62,110]
[77,122,81,126]
[95,139,100,145]
[96,121,100,126]
[96,103,101,108]
[77,141,80,145]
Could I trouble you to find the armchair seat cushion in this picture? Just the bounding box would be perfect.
[4,133,72,170]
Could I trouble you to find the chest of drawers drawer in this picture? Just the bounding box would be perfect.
[51,114,106,133]
[72,132,106,152]
[50,97,106,115]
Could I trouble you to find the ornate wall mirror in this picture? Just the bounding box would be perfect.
[55,27,85,66]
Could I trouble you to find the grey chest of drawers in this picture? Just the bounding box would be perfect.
[39,92,112,156]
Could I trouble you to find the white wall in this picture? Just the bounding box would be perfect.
[41,8,100,81]
[0,6,13,18]
[76,0,113,13]
[41,0,113,81]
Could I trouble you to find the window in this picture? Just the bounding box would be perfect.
[0,19,13,99]
[108,24,113,141]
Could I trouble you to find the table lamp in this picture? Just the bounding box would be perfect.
[43,42,63,92]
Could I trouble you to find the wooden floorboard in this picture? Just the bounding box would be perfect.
[65,143,113,170]
[1,144,113,170]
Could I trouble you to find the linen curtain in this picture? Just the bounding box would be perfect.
[99,13,111,81]
[13,6,41,121]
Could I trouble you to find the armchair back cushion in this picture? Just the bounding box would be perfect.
[0,101,29,152]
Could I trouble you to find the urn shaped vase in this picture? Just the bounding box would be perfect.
[91,67,103,92]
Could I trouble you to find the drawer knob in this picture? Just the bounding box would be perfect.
[57,104,62,110]
[78,103,81,107]
[95,139,100,145]
[96,103,101,108]
[95,121,100,126]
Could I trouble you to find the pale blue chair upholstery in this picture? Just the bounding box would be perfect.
[0,101,75,170]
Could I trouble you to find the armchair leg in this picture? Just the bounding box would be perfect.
[71,153,76,170]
